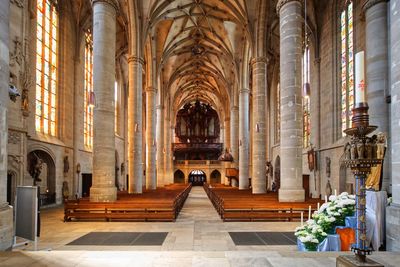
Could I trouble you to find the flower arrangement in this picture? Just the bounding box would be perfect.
[295,220,327,251]
[295,192,356,250]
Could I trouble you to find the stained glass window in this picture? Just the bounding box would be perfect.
[302,44,311,148]
[276,83,281,143]
[35,0,58,136]
[115,81,119,134]
[341,1,354,135]
[84,30,93,147]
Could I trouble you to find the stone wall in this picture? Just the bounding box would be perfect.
[5,1,126,204]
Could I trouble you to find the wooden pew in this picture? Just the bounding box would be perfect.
[203,183,319,222]
[64,183,192,222]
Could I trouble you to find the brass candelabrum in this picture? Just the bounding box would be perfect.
[343,103,382,263]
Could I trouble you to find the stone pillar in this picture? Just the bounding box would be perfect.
[239,89,250,189]
[230,107,239,167]
[128,56,143,193]
[156,105,164,186]
[277,0,305,202]
[387,0,400,251]
[145,87,157,189]
[164,118,172,184]
[252,58,268,194]
[224,118,231,151]
[0,0,13,251]
[90,0,119,202]
[364,0,390,191]
[220,126,224,144]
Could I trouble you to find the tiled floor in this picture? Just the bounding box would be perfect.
[1,187,399,266]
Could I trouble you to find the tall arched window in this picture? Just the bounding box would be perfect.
[84,30,93,147]
[114,81,119,134]
[35,0,58,136]
[340,1,354,135]
[302,44,311,148]
[276,83,281,143]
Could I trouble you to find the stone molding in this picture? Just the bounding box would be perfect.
[362,0,388,13]
[92,0,120,12]
[145,87,157,93]
[239,88,250,94]
[251,57,269,66]
[231,106,239,111]
[128,56,144,65]
[276,0,303,14]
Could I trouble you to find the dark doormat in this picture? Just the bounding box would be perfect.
[228,232,296,246]
[67,232,168,246]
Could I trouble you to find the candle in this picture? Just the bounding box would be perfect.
[325,195,328,203]
[301,212,304,226]
[317,202,320,211]
[355,51,366,104]
[334,189,337,196]
[308,205,311,220]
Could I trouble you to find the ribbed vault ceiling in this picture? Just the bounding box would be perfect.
[146,0,252,113]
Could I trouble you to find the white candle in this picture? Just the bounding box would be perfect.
[325,195,328,203]
[301,212,304,226]
[335,189,337,196]
[317,202,320,211]
[355,51,366,104]
[308,205,311,220]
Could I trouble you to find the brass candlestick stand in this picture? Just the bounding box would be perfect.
[336,103,383,267]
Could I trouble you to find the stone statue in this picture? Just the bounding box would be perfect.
[63,156,69,174]
[62,181,69,201]
[357,141,365,159]
[325,157,331,178]
[325,179,332,197]
[350,139,358,159]
[30,157,43,183]
[344,142,351,160]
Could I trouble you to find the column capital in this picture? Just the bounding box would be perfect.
[145,87,157,93]
[250,57,269,66]
[92,0,120,12]
[239,88,250,94]
[128,56,144,65]
[276,0,303,14]
[362,0,388,13]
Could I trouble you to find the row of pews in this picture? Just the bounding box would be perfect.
[203,183,319,222]
[64,183,192,222]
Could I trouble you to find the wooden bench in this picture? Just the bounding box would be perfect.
[203,183,319,222]
[64,183,192,222]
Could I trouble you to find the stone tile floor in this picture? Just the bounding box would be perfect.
[1,187,399,266]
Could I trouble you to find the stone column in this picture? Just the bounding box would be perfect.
[90,0,119,202]
[156,105,164,186]
[252,58,268,194]
[364,0,390,191]
[128,56,143,193]
[239,89,250,189]
[224,118,231,185]
[0,0,13,251]
[230,106,239,167]
[387,0,400,251]
[164,118,172,184]
[277,0,305,202]
[145,87,157,189]
[220,126,224,144]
